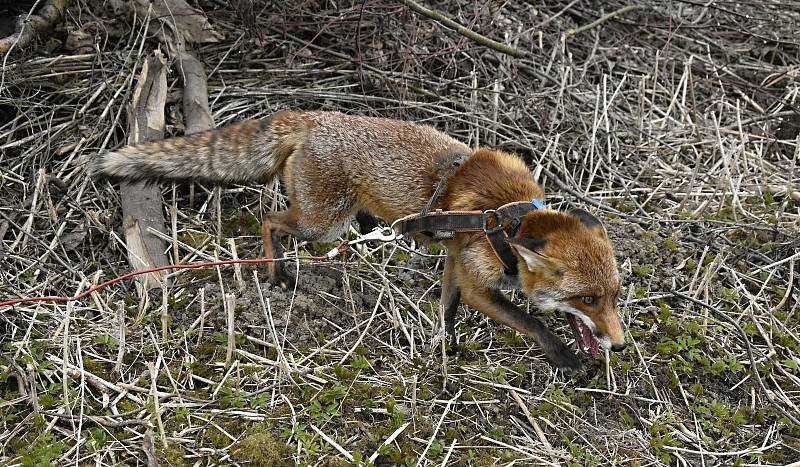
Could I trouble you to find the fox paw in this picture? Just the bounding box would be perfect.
[540,333,583,373]
[267,271,297,290]
[278,273,297,290]
[549,351,582,374]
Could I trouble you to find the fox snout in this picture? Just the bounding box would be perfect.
[562,303,626,357]
[598,316,627,352]
[592,306,626,351]
[605,310,627,352]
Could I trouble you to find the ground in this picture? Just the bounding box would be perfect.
[1,1,799,466]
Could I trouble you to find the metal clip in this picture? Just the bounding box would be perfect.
[349,227,399,246]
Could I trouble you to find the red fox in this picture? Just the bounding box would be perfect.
[92,110,626,371]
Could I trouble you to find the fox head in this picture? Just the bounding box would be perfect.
[507,209,625,357]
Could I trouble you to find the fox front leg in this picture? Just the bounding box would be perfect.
[441,255,461,354]
[461,286,582,373]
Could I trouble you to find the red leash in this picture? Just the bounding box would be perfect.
[0,241,349,308]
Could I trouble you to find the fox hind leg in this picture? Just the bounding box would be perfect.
[261,208,302,289]
[264,148,358,287]
[260,205,353,288]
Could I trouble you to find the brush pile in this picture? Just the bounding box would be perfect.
[1,1,798,465]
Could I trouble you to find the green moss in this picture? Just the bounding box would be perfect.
[231,423,293,466]
[709,203,736,221]
[664,237,679,252]
[610,199,635,213]
[222,213,262,237]
[160,441,193,467]
[632,264,653,277]
[716,287,740,302]
[82,357,113,381]
[320,457,352,466]
[19,431,67,467]
[393,251,411,262]
[185,267,216,280]
[417,384,435,401]
[177,231,213,249]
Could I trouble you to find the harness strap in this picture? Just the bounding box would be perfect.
[483,205,529,275]
[485,228,515,274]
[482,201,537,275]
[395,198,546,276]
[394,210,484,240]
[421,152,470,216]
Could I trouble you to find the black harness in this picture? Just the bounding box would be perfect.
[393,153,546,276]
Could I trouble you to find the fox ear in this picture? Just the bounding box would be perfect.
[570,208,607,236]
[505,237,561,275]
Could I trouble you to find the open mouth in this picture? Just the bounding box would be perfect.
[566,314,600,357]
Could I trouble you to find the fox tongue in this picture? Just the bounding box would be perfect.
[566,314,600,358]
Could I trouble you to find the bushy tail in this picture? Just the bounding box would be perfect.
[92,115,300,184]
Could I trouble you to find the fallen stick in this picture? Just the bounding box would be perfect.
[0,0,71,54]
[399,0,527,58]
[565,5,644,38]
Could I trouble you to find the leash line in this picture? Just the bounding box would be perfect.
[0,240,352,309]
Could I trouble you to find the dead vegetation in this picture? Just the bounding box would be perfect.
[1,0,799,466]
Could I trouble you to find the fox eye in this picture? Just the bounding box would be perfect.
[581,296,596,305]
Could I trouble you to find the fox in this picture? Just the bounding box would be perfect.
[92,110,626,371]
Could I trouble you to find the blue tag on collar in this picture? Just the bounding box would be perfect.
[530,198,546,209]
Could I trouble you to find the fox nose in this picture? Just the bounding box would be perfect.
[611,342,626,352]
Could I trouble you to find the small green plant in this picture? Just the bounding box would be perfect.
[86,427,108,452]
[282,424,320,459]
[498,330,525,347]
[647,414,678,464]
[664,237,679,251]
[174,406,190,422]
[351,354,371,370]
[309,383,347,422]
[488,425,506,441]
[427,439,444,458]
[20,432,66,467]
[93,333,118,353]
[219,382,248,409]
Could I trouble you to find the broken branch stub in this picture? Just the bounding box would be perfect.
[177,51,214,134]
[120,51,170,295]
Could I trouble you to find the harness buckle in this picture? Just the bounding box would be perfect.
[482,209,502,233]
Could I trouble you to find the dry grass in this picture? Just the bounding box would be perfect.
[1,0,799,466]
